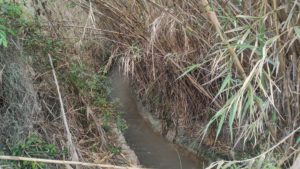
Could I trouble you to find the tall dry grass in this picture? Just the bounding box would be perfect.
[71,0,300,168]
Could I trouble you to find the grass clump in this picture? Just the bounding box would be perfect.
[108,145,122,156]
[10,135,63,169]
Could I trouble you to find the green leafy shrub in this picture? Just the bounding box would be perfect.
[10,135,62,169]
[0,1,24,47]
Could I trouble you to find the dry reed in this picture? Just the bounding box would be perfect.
[79,0,300,168]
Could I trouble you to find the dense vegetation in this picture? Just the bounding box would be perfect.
[0,0,131,168]
[1,0,300,168]
[89,0,300,168]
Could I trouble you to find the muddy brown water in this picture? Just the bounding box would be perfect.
[111,71,206,169]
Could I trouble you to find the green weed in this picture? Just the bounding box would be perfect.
[0,1,22,47]
[68,62,127,133]
[108,145,121,155]
[116,113,128,132]
[9,135,63,169]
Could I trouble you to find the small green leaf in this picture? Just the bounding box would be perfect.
[177,64,199,80]
[66,1,77,8]
[0,30,7,47]
[242,90,253,122]
[254,95,264,108]
[217,74,231,96]
[216,112,225,140]
[204,109,224,136]
[271,111,277,124]
[294,27,300,38]
[229,100,238,141]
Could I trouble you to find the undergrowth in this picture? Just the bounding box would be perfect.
[3,0,300,168]
[0,0,22,47]
[68,61,127,133]
[1,0,130,168]
[0,1,64,168]
[10,135,65,169]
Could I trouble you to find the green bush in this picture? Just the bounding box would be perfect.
[0,1,23,47]
[10,135,63,169]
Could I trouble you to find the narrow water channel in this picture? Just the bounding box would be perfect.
[111,71,206,169]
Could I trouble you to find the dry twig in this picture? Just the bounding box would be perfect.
[0,155,144,169]
[48,54,80,165]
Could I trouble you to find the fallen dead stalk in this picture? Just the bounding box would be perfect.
[48,54,79,163]
[0,155,145,169]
